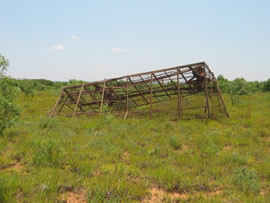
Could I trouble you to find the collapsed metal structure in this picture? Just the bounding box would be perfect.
[49,62,229,119]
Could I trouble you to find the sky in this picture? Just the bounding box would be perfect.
[1,0,269,81]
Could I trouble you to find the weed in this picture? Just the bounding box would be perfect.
[169,136,181,150]
[232,166,260,194]
[231,152,247,165]
[39,117,57,130]
[32,138,64,167]
[0,174,18,202]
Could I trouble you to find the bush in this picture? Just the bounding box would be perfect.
[0,55,20,134]
[228,78,249,105]
[18,80,35,97]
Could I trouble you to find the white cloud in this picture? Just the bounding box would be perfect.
[49,45,64,50]
[112,48,128,53]
[71,35,77,40]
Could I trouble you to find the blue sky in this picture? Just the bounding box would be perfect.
[1,0,269,81]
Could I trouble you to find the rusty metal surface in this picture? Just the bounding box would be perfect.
[49,62,229,119]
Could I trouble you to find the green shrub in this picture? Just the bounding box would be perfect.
[232,166,260,194]
[0,54,20,135]
[169,136,181,150]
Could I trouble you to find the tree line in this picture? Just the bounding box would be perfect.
[217,75,270,105]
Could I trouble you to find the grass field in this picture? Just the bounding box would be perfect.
[0,90,270,202]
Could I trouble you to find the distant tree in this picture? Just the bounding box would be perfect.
[217,75,230,93]
[263,79,270,92]
[19,80,35,97]
[228,78,248,106]
[0,55,20,134]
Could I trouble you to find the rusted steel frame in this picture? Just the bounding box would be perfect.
[104,86,129,89]
[177,68,183,120]
[164,71,179,90]
[187,66,199,84]
[208,69,215,119]
[124,78,129,119]
[63,89,85,112]
[213,76,229,118]
[128,78,149,105]
[79,101,101,105]
[57,94,70,113]
[52,112,75,116]
[120,107,208,117]
[101,82,122,102]
[63,63,201,90]
[203,67,210,119]
[137,74,163,102]
[136,74,164,103]
[111,79,139,107]
[205,65,229,118]
[152,73,171,99]
[81,87,98,113]
[80,99,126,102]
[180,69,195,93]
[116,87,200,105]
[122,85,175,101]
[65,70,191,92]
[64,103,75,112]
[150,74,153,119]
[99,79,106,114]
[133,106,207,113]
[79,99,125,107]
[68,88,94,113]
[55,92,75,112]
[73,83,85,116]
[83,86,98,100]
[49,89,64,117]
[131,71,183,87]
[99,62,205,82]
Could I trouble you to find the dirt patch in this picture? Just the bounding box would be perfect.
[62,190,87,203]
[122,151,130,159]
[142,187,188,203]
[175,144,188,153]
[143,187,223,202]
[260,179,268,196]
[264,137,270,142]
[0,162,24,171]
[12,162,24,171]
[223,145,232,151]
[207,189,222,196]
[181,144,188,151]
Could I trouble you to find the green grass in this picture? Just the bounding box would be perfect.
[0,91,270,202]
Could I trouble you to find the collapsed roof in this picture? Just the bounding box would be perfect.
[49,62,229,120]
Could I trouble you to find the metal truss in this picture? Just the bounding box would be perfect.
[49,62,229,120]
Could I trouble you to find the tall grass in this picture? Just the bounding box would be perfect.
[0,91,269,201]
